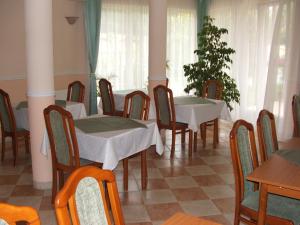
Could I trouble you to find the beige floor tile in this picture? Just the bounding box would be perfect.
[7,196,42,210]
[201,185,235,199]
[142,190,177,205]
[179,200,221,217]
[39,210,57,225]
[200,156,230,165]
[0,185,15,198]
[185,165,216,176]
[122,205,151,223]
[145,202,183,221]
[165,176,198,189]
[218,173,235,184]
[16,173,33,185]
[133,168,163,179]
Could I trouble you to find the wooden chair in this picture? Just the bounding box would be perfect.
[67,81,85,103]
[122,91,150,190]
[257,109,278,162]
[44,105,102,203]
[196,80,223,150]
[153,85,193,158]
[0,203,40,225]
[55,166,125,225]
[230,119,296,225]
[0,89,30,166]
[166,78,169,87]
[292,95,300,137]
[98,78,123,116]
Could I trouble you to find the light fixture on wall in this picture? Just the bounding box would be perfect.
[65,16,79,25]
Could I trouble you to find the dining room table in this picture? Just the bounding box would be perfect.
[43,115,164,189]
[247,138,300,225]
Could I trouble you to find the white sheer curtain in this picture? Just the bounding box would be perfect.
[96,0,149,90]
[209,0,300,139]
[167,0,197,96]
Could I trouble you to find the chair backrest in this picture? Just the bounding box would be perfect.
[123,91,150,120]
[292,95,300,137]
[202,80,223,100]
[67,81,85,103]
[99,79,116,116]
[229,120,259,203]
[55,166,125,225]
[166,78,169,87]
[0,203,40,225]
[153,85,175,128]
[257,109,278,162]
[44,105,80,168]
[0,89,17,134]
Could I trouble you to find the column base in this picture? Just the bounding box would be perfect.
[33,180,52,190]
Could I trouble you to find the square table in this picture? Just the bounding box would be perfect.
[247,153,300,225]
[73,116,164,189]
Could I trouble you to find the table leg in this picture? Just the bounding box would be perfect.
[193,132,197,152]
[257,183,268,225]
[123,159,129,191]
[189,130,193,158]
[141,150,147,189]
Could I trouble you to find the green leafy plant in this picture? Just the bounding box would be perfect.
[183,16,240,111]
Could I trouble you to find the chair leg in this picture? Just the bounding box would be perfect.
[213,119,218,149]
[216,119,219,143]
[52,169,57,203]
[170,129,176,158]
[200,123,207,148]
[188,130,193,158]
[193,132,198,152]
[12,136,18,167]
[123,158,129,191]
[181,129,185,145]
[1,135,5,162]
[141,151,147,190]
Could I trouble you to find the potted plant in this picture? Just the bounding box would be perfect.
[183,16,240,111]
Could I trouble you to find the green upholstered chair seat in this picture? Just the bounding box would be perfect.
[242,191,300,224]
[175,122,188,127]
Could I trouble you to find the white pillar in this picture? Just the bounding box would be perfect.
[148,0,167,99]
[25,0,55,189]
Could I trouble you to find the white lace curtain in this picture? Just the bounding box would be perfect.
[209,0,300,140]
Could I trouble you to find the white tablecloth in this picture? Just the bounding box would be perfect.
[72,117,163,170]
[174,98,231,132]
[14,101,87,130]
[98,89,156,119]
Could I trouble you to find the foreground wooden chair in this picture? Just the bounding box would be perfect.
[197,80,223,149]
[44,105,101,203]
[55,166,125,225]
[0,89,30,166]
[257,109,278,162]
[0,203,40,225]
[292,95,300,137]
[67,81,85,103]
[230,119,296,225]
[122,91,150,190]
[98,78,123,116]
[154,85,193,158]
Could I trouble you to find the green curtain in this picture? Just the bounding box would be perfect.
[84,0,101,115]
[197,0,211,35]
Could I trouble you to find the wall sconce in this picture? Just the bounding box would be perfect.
[65,16,79,25]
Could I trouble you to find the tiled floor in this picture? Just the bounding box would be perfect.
[0,121,235,225]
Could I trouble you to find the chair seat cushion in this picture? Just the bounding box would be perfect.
[175,122,188,128]
[80,158,97,166]
[242,191,300,224]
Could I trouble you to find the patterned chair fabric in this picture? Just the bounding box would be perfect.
[75,177,109,225]
[99,79,113,115]
[156,86,171,126]
[70,83,81,102]
[0,94,12,132]
[261,114,276,158]
[129,95,143,119]
[236,125,255,198]
[49,110,70,165]
[67,81,85,103]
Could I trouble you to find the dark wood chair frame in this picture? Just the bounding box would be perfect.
[55,166,125,225]
[0,89,30,166]
[230,119,293,225]
[122,91,151,190]
[257,109,278,162]
[44,105,102,203]
[67,81,85,103]
[292,95,300,137]
[98,78,123,116]
[194,80,223,151]
[153,85,193,158]
[0,203,41,225]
